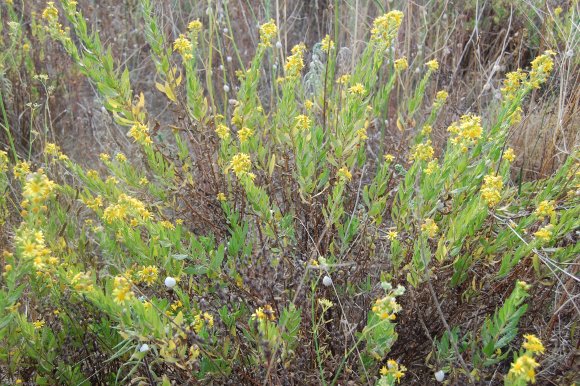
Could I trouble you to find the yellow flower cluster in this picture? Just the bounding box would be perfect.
[481,174,503,207]
[384,154,395,163]
[284,43,306,78]
[372,292,403,320]
[522,334,545,354]
[321,34,334,51]
[160,220,175,230]
[230,153,253,179]
[506,335,544,384]
[410,140,434,162]
[380,359,406,383]
[421,218,438,237]
[534,200,555,220]
[336,74,351,85]
[127,122,153,145]
[138,265,159,285]
[295,114,312,131]
[187,20,202,33]
[192,312,214,333]
[70,271,94,292]
[501,69,527,101]
[21,171,57,212]
[370,11,404,49]
[237,127,254,143]
[348,83,367,96]
[528,50,556,89]
[448,114,483,149]
[534,224,553,243]
[112,276,134,304]
[16,229,56,272]
[83,194,103,211]
[44,143,69,161]
[504,147,516,162]
[426,59,439,71]
[259,20,277,47]
[102,194,151,224]
[0,150,8,173]
[421,124,432,136]
[252,304,276,321]
[13,160,31,179]
[394,57,408,72]
[425,159,439,175]
[337,166,352,181]
[356,127,368,141]
[42,2,65,35]
[433,90,448,108]
[173,34,193,60]
[509,355,539,383]
[215,124,230,140]
[386,230,398,241]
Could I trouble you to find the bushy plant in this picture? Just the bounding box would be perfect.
[0,1,578,384]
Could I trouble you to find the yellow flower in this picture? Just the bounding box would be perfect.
[237,127,254,143]
[384,154,395,162]
[528,50,556,88]
[336,74,351,85]
[535,200,555,219]
[215,124,230,140]
[295,114,312,131]
[139,177,149,185]
[481,174,503,207]
[33,319,45,329]
[337,166,352,181]
[433,90,448,108]
[230,153,252,177]
[523,334,545,354]
[259,20,277,47]
[187,20,203,32]
[41,2,59,22]
[127,122,153,145]
[501,69,527,100]
[410,140,435,162]
[216,192,227,202]
[0,150,8,172]
[284,43,306,78]
[159,220,175,230]
[370,11,404,49]
[504,147,516,162]
[426,59,439,71]
[394,57,408,71]
[421,218,438,237]
[356,128,368,141]
[115,153,127,162]
[138,265,159,285]
[321,34,335,51]
[425,159,439,175]
[173,34,193,60]
[252,304,276,321]
[13,160,30,178]
[99,153,110,162]
[304,100,314,111]
[447,114,483,148]
[112,276,134,304]
[421,124,432,136]
[348,83,366,96]
[534,224,553,242]
[386,230,398,241]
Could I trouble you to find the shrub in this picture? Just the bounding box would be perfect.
[0,1,578,384]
